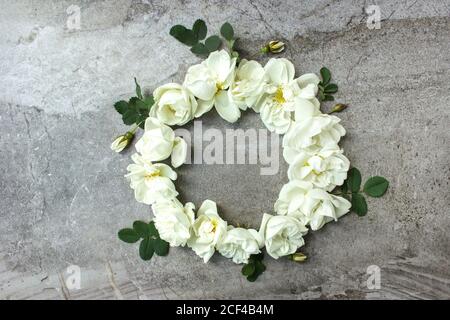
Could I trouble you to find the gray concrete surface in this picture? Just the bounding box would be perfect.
[0,0,449,300]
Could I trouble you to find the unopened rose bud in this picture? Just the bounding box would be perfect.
[290,252,307,262]
[261,40,285,54]
[110,131,134,153]
[329,103,348,114]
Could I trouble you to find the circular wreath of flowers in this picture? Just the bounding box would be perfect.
[124,49,351,265]
[113,21,388,281]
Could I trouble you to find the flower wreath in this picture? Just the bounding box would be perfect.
[113,21,389,281]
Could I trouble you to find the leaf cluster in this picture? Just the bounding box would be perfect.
[170,20,236,57]
[118,221,169,261]
[114,78,154,128]
[241,252,266,282]
[318,67,339,102]
[341,168,389,216]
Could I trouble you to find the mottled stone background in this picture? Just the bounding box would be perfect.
[0,0,449,299]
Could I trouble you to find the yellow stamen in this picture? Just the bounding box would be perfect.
[210,219,218,233]
[216,82,224,91]
[145,170,160,180]
[273,87,286,105]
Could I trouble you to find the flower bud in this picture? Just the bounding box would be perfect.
[110,131,134,153]
[261,40,285,54]
[290,252,307,262]
[329,103,348,114]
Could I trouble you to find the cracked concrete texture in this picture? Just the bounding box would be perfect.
[0,0,449,299]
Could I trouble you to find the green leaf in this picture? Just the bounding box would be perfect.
[347,167,362,193]
[134,98,149,113]
[170,25,186,38]
[364,176,389,197]
[243,253,265,282]
[320,67,331,85]
[255,252,264,260]
[135,115,146,129]
[115,77,154,127]
[143,95,154,108]
[242,263,255,276]
[139,237,154,261]
[246,260,266,282]
[134,78,143,100]
[318,90,325,102]
[122,109,138,125]
[131,97,151,127]
[247,273,258,282]
[148,221,159,237]
[133,221,149,238]
[169,25,198,46]
[153,239,169,256]
[205,35,222,52]
[118,228,140,243]
[190,43,210,55]
[341,180,348,194]
[192,19,207,40]
[324,83,338,94]
[220,22,234,41]
[169,25,188,43]
[254,260,266,274]
[114,100,128,115]
[323,94,335,101]
[121,97,139,125]
[352,193,368,216]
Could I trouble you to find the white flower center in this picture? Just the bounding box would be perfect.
[202,219,218,234]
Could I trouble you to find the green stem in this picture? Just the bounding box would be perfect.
[332,190,363,196]
[129,123,141,134]
[226,40,234,51]
[247,51,264,60]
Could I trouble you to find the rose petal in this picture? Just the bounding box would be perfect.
[171,137,187,168]
[214,90,241,123]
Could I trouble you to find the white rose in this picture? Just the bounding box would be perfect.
[293,73,321,101]
[259,213,308,259]
[275,181,351,231]
[217,226,263,264]
[135,117,187,168]
[274,180,313,219]
[260,96,321,134]
[231,59,266,111]
[152,199,195,247]
[287,148,350,191]
[184,50,240,123]
[150,83,197,126]
[283,114,346,163]
[254,58,321,134]
[259,98,292,134]
[187,200,227,263]
[125,153,178,205]
[301,189,350,230]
